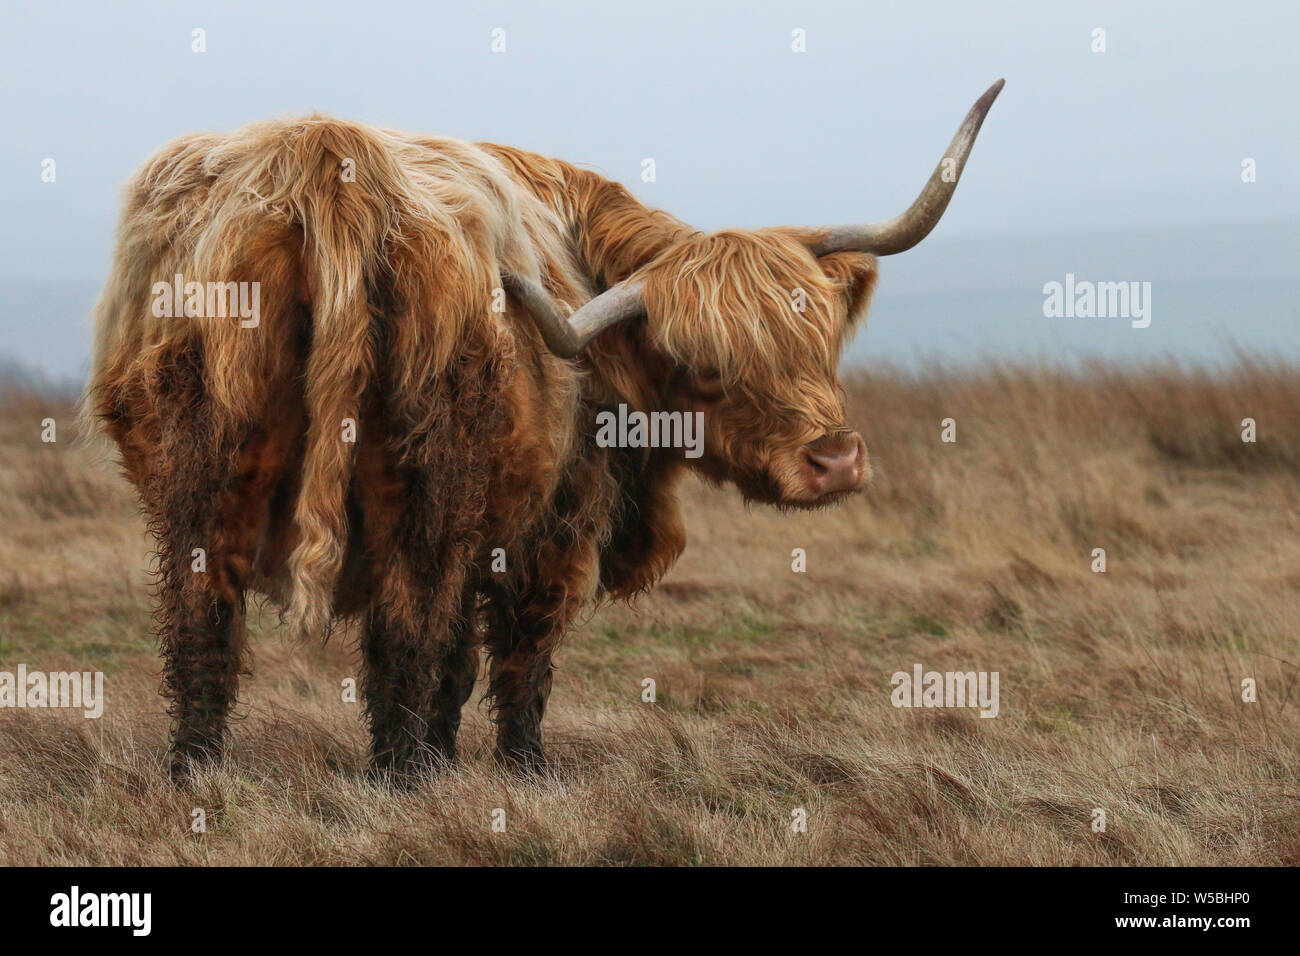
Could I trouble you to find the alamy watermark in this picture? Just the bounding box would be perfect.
[50,886,150,936]
[891,664,999,718]
[595,403,704,459]
[0,666,104,718]
[151,274,260,327]
[1042,273,1151,329]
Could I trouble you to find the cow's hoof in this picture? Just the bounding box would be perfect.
[366,750,452,789]
[495,743,548,777]
[167,756,193,787]
[167,747,213,788]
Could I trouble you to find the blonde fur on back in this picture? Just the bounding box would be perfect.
[88,116,588,636]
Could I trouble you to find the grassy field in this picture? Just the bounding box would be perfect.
[1,361,1297,865]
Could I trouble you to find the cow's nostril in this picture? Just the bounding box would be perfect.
[806,446,857,472]
[803,451,829,475]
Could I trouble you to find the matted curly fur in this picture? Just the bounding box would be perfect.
[85,115,879,780]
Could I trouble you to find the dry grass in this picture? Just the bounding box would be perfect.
[1,361,1298,866]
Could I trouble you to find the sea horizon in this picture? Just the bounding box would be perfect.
[4,219,1296,391]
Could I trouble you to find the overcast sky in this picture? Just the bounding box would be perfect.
[2,0,1297,383]
[2,0,1296,281]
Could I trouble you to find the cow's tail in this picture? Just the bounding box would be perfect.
[283,133,385,639]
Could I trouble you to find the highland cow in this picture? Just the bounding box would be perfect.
[85,81,1003,781]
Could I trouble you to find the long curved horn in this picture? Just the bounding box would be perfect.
[809,78,1005,257]
[503,274,645,358]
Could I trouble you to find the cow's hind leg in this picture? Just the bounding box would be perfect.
[428,590,481,758]
[354,461,481,782]
[158,572,243,782]
[361,584,479,783]
[352,313,502,783]
[143,352,278,782]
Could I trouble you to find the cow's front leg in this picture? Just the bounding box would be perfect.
[484,540,597,773]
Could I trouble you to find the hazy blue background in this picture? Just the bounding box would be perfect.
[2,0,1296,386]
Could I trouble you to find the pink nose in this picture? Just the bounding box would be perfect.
[801,435,865,496]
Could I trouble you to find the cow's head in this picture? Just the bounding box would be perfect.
[633,228,876,507]
[507,80,1003,509]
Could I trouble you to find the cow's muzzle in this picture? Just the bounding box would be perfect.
[799,432,869,497]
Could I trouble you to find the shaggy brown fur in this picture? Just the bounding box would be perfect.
[85,116,878,779]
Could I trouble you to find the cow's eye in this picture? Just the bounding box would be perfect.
[695,369,725,401]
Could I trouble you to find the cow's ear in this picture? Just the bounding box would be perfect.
[817,251,878,324]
